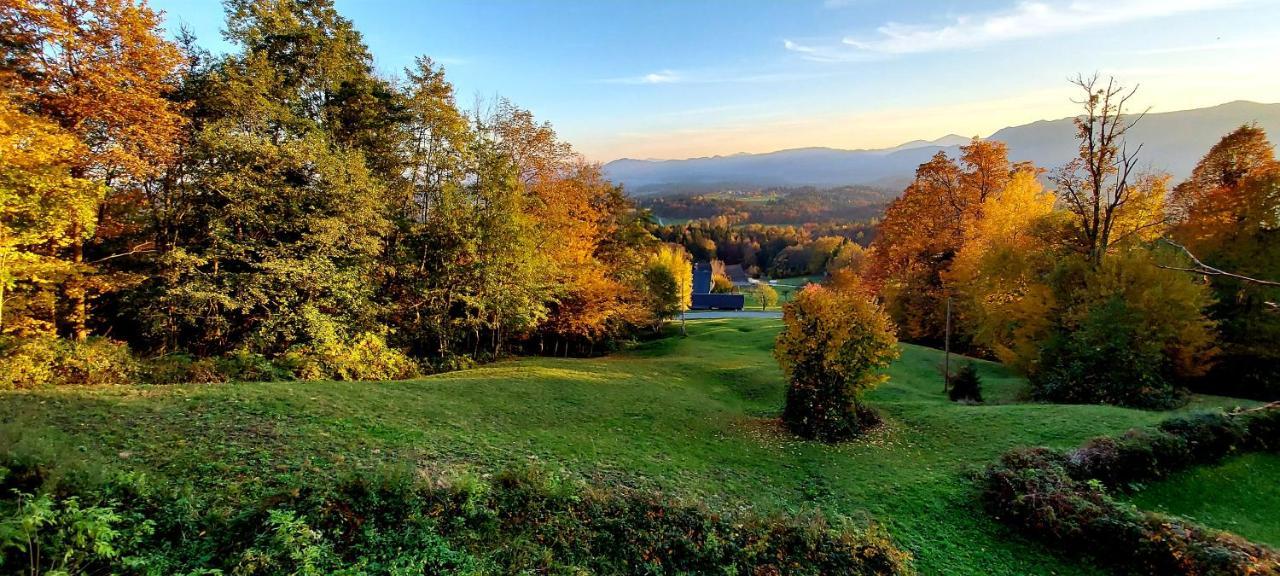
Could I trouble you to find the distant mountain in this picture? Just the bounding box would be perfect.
[604,101,1280,196]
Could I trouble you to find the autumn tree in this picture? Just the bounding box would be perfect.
[645,244,692,334]
[1053,74,1163,264]
[866,138,1011,343]
[774,284,898,442]
[756,283,779,311]
[946,169,1060,367]
[1168,125,1280,399]
[0,0,186,339]
[0,93,102,334]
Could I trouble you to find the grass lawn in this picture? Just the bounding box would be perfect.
[0,318,1260,574]
[1122,452,1280,548]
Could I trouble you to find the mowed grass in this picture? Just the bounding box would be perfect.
[1122,452,1280,548]
[0,318,1260,574]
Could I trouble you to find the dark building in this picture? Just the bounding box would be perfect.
[690,262,744,310]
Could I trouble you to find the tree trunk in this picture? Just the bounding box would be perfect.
[68,229,88,341]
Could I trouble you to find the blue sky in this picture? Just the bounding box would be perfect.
[150,0,1280,161]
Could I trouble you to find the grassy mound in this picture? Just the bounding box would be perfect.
[1126,452,1280,547]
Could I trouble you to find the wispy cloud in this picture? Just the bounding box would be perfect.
[596,67,840,85]
[783,39,881,63]
[598,70,682,85]
[792,0,1247,60]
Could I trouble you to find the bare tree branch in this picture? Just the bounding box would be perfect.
[1157,238,1280,288]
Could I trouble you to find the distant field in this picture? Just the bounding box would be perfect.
[0,319,1259,575]
[741,274,823,309]
[1123,452,1280,547]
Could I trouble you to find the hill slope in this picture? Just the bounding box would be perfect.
[0,318,1257,574]
[605,101,1280,195]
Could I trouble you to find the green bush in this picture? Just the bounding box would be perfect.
[215,349,294,382]
[948,363,983,403]
[0,336,139,389]
[1157,411,1247,464]
[1239,407,1280,451]
[1033,298,1185,409]
[141,353,227,385]
[0,451,914,575]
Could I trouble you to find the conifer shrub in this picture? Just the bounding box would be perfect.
[948,363,983,403]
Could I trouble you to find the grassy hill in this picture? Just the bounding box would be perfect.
[0,318,1259,574]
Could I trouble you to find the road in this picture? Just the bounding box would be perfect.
[683,310,782,320]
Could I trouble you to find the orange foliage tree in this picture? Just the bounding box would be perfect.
[865,139,1012,343]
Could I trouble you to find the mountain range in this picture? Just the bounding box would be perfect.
[603,101,1280,196]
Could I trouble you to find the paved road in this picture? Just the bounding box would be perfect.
[684,310,782,320]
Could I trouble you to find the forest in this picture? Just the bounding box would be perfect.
[640,185,892,225]
[0,0,691,385]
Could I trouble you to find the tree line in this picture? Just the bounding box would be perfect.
[0,0,681,382]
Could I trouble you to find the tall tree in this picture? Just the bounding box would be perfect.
[1169,125,1280,398]
[865,139,1012,343]
[0,92,102,334]
[0,0,186,339]
[144,0,391,355]
[1053,74,1159,264]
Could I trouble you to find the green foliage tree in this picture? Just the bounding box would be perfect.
[774,285,899,442]
[1031,247,1217,408]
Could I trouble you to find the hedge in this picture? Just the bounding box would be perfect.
[982,405,1280,576]
[0,452,915,575]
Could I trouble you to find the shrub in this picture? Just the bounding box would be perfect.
[284,332,419,381]
[1157,411,1247,464]
[0,449,915,576]
[1239,407,1280,451]
[141,353,227,385]
[216,349,294,382]
[0,336,138,389]
[775,285,899,442]
[948,363,983,403]
[1027,248,1217,410]
[1033,297,1185,409]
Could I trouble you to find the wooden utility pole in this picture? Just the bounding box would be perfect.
[943,295,952,393]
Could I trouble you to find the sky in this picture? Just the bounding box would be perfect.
[148,0,1280,162]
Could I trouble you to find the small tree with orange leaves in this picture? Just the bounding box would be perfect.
[774,284,898,442]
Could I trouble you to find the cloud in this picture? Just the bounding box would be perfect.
[597,70,681,85]
[597,67,839,85]
[783,39,881,63]
[793,0,1247,59]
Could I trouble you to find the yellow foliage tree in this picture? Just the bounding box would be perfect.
[774,284,898,442]
[0,94,102,334]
